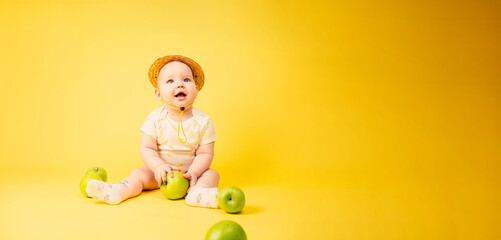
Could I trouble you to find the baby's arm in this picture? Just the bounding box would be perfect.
[183,142,215,188]
[139,132,180,185]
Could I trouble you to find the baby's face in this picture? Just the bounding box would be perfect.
[155,61,199,110]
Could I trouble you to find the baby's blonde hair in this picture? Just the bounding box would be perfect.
[148,55,205,90]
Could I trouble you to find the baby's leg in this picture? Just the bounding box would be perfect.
[194,168,220,188]
[185,169,220,208]
[86,164,158,205]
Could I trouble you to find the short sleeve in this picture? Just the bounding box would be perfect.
[140,110,158,140]
[200,117,218,145]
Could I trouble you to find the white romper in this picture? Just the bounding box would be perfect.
[140,106,218,172]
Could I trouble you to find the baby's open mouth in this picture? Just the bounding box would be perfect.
[175,92,186,98]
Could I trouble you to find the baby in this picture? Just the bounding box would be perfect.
[86,55,220,208]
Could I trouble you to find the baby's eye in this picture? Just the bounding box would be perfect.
[184,78,191,82]
[166,79,174,83]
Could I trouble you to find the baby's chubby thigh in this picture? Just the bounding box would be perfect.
[196,169,220,188]
[130,164,160,189]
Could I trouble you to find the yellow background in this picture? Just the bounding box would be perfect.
[1,0,499,239]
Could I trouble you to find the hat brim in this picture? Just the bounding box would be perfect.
[148,55,205,91]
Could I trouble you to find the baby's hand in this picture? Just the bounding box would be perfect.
[183,171,199,192]
[154,163,181,186]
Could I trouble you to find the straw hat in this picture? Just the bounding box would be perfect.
[148,55,205,91]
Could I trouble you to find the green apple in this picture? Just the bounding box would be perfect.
[218,186,245,214]
[160,170,190,200]
[85,167,107,182]
[80,174,103,197]
[205,220,247,240]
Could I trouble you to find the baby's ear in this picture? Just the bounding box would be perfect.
[154,88,162,100]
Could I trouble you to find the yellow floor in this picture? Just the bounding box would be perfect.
[1,172,498,239]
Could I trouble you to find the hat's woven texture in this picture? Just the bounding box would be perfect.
[148,55,205,91]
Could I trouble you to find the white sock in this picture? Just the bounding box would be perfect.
[86,180,130,205]
[185,185,219,209]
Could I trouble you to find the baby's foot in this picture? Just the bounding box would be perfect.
[86,180,128,205]
[185,185,219,209]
